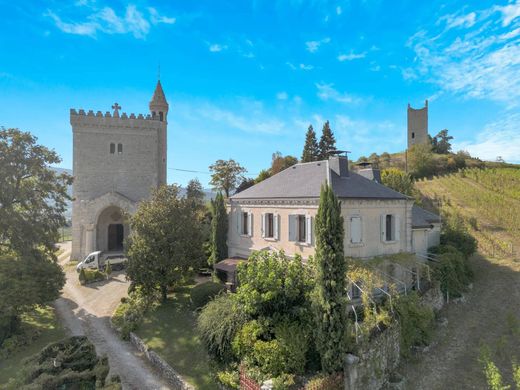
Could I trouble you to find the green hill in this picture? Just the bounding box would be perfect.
[402,168,520,389]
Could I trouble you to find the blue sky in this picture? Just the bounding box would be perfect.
[1,0,520,187]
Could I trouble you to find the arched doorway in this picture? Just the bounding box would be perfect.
[96,206,127,252]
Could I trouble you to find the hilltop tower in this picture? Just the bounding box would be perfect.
[407,100,428,149]
[71,81,169,260]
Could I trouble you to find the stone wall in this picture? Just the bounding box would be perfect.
[129,332,194,390]
[344,323,401,390]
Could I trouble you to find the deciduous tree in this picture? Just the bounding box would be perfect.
[312,185,348,372]
[126,185,204,300]
[271,152,298,175]
[408,143,435,178]
[301,125,319,162]
[209,159,247,197]
[431,129,453,154]
[381,168,416,196]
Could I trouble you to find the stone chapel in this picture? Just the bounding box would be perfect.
[70,81,168,260]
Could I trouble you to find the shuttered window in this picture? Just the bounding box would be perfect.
[350,216,362,244]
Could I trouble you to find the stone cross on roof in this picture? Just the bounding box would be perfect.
[111,103,121,117]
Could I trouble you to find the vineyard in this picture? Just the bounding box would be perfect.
[416,168,520,259]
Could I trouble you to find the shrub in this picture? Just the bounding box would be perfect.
[394,292,434,357]
[105,262,112,278]
[190,281,226,309]
[79,268,106,285]
[216,369,240,389]
[112,287,158,339]
[305,372,343,390]
[197,293,248,362]
[432,245,473,297]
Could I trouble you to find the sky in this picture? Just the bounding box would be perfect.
[1,0,520,187]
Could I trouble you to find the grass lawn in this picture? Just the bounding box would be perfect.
[136,285,216,390]
[0,306,67,386]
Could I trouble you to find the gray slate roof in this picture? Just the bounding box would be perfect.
[412,205,441,228]
[231,160,408,200]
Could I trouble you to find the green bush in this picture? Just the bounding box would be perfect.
[190,281,226,309]
[79,268,105,285]
[394,292,434,357]
[441,222,477,258]
[305,372,344,390]
[432,245,473,297]
[112,287,158,339]
[105,262,112,278]
[216,369,240,389]
[197,293,248,362]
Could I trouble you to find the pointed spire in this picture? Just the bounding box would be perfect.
[149,80,169,121]
[151,80,168,105]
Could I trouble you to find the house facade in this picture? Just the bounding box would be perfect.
[227,155,440,262]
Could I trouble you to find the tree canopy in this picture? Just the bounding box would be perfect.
[126,185,205,300]
[209,159,247,197]
[209,192,228,266]
[271,152,298,175]
[381,168,416,196]
[431,129,453,154]
[301,125,320,162]
[408,143,435,178]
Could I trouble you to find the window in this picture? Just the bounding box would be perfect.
[289,214,312,244]
[350,216,362,244]
[159,112,164,121]
[411,132,415,139]
[262,213,278,239]
[242,212,249,235]
[381,214,400,242]
[110,143,115,154]
[351,282,361,299]
[117,143,123,154]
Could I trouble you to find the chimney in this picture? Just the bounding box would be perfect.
[328,154,349,177]
[356,162,381,183]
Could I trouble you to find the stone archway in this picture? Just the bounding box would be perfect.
[96,206,128,252]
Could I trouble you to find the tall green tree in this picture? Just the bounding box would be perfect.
[209,192,228,266]
[318,121,336,160]
[271,151,298,175]
[209,159,247,197]
[186,178,205,205]
[301,125,320,162]
[431,129,453,154]
[313,185,348,372]
[126,185,204,300]
[408,143,435,178]
[0,128,70,342]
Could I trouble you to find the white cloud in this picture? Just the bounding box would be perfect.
[405,3,520,104]
[209,43,228,52]
[316,83,361,104]
[336,6,342,15]
[276,91,288,100]
[453,114,520,163]
[334,115,401,152]
[300,63,314,70]
[305,37,331,53]
[495,0,520,26]
[286,62,314,70]
[46,4,174,38]
[439,12,477,29]
[337,51,366,61]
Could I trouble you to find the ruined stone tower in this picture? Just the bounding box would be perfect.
[407,100,428,149]
[71,81,169,260]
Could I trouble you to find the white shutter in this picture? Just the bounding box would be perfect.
[306,216,312,245]
[261,213,266,238]
[395,215,400,242]
[288,215,296,242]
[274,214,280,240]
[380,214,386,242]
[237,211,241,234]
[248,212,253,237]
[351,216,362,244]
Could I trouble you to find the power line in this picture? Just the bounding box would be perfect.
[168,167,259,177]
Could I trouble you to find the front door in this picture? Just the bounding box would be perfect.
[108,224,124,251]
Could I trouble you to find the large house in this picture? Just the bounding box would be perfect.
[221,153,440,290]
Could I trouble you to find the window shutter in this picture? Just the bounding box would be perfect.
[306,216,312,245]
[288,215,296,242]
[395,215,400,241]
[380,214,386,242]
[261,213,266,238]
[351,216,362,244]
[248,212,253,237]
[274,214,280,240]
[236,211,241,234]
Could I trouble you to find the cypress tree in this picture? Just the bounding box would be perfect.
[313,184,348,372]
[318,120,336,160]
[301,125,320,162]
[209,192,228,266]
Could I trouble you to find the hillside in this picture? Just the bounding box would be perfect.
[402,168,520,389]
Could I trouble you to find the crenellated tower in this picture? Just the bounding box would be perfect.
[407,100,428,149]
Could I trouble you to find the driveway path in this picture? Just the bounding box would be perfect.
[55,242,171,390]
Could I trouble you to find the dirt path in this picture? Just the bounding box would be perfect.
[402,253,520,389]
[54,242,171,390]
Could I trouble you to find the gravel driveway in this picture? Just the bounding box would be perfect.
[55,242,171,390]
